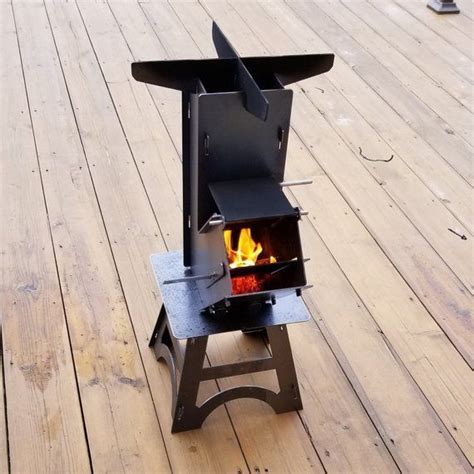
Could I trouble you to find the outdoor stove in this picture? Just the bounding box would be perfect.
[132,23,334,433]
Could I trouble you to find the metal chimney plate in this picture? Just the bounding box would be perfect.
[209,177,296,223]
[150,251,310,339]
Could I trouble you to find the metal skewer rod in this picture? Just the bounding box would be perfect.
[280,179,313,187]
[163,272,218,285]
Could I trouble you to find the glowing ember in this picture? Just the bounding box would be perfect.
[231,275,261,294]
[224,228,276,269]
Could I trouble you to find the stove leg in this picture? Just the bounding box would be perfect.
[266,325,303,412]
[171,336,209,433]
[148,304,167,348]
[150,309,303,432]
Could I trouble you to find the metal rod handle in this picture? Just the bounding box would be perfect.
[208,216,225,226]
[163,272,218,285]
[280,179,313,187]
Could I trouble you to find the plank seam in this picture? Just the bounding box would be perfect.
[0,332,11,474]
[376,325,472,469]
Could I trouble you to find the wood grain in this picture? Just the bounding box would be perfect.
[0,4,90,472]
[13,2,173,471]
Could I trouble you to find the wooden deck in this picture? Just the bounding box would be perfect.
[1,0,473,472]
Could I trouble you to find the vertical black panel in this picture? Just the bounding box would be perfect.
[196,89,293,230]
[182,91,191,266]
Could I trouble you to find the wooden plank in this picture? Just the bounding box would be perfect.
[143,1,470,470]
[263,1,473,235]
[79,2,325,471]
[44,2,249,472]
[128,1,399,471]
[232,0,474,294]
[0,345,8,474]
[206,0,473,462]
[319,0,473,146]
[0,4,90,472]
[341,0,472,112]
[12,2,173,472]
[288,1,473,186]
[369,0,472,81]
[397,0,473,58]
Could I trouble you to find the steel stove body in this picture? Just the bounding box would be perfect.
[133,23,334,432]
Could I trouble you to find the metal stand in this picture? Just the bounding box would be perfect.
[149,251,309,433]
[149,305,302,433]
[427,0,460,14]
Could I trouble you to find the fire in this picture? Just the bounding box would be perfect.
[224,228,276,269]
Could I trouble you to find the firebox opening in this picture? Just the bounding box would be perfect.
[223,216,306,296]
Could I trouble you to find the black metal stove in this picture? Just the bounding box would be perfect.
[133,23,334,433]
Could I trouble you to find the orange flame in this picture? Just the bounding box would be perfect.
[224,228,276,269]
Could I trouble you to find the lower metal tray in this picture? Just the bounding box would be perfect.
[151,251,310,339]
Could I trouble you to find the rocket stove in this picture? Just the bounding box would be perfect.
[132,23,334,433]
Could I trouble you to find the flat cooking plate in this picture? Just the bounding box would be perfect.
[209,177,296,223]
[151,250,310,339]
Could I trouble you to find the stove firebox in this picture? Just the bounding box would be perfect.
[134,23,334,433]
